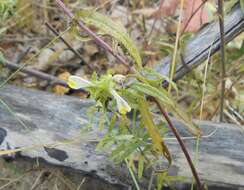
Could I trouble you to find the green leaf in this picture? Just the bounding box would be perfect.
[0,51,6,64]
[131,82,174,106]
[139,97,171,164]
[241,0,244,14]
[110,143,126,158]
[131,82,201,136]
[111,141,139,163]
[0,27,7,36]
[108,113,117,132]
[140,67,179,94]
[75,9,142,68]
[138,155,144,179]
[224,0,240,13]
[114,134,134,141]
[169,104,201,136]
[158,40,174,55]
[179,32,194,50]
[118,143,139,162]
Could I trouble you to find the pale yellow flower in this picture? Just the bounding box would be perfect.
[67,75,94,89]
[110,89,131,114]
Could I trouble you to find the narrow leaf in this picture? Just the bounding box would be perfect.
[241,0,244,13]
[138,155,144,179]
[132,82,201,136]
[131,82,174,106]
[139,97,171,164]
[75,9,142,68]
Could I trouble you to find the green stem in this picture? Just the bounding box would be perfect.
[125,158,141,190]
[218,0,226,122]
[168,0,184,93]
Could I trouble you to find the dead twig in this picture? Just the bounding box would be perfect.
[14,47,32,64]
[147,0,165,41]
[181,0,208,34]
[45,22,93,71]
[2,47,66,86]
[3,47,65,86]
[4,60,67,86]
[0,37,50,43]
[45,22,83,61]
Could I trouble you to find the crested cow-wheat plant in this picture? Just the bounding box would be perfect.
[66,7,202,189]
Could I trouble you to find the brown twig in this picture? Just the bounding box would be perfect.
[181,0,208,34]
[217,0,226,122]
[0,37,50,43]
[45,22,93,70]
[147,0,165,41]
[45,22,83,61]
[1,47,66,87]
[14,47,32,64]
[152,97,203,190]
[4,60,67,86]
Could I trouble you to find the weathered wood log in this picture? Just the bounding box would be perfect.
[155,2,244,82]
[0,85,244,189]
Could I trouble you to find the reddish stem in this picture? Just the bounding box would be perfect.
[147,0,165,40]
[55,0,130,69]
[152,97,203,190]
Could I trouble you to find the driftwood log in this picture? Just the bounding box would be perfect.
[0,85,244,190]
[0,2,244,190]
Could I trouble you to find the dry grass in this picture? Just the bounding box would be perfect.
[0,158,121,190]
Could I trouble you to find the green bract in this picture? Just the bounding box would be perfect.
[67,75,131,115]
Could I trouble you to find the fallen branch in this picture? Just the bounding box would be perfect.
[4,60,67,86]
